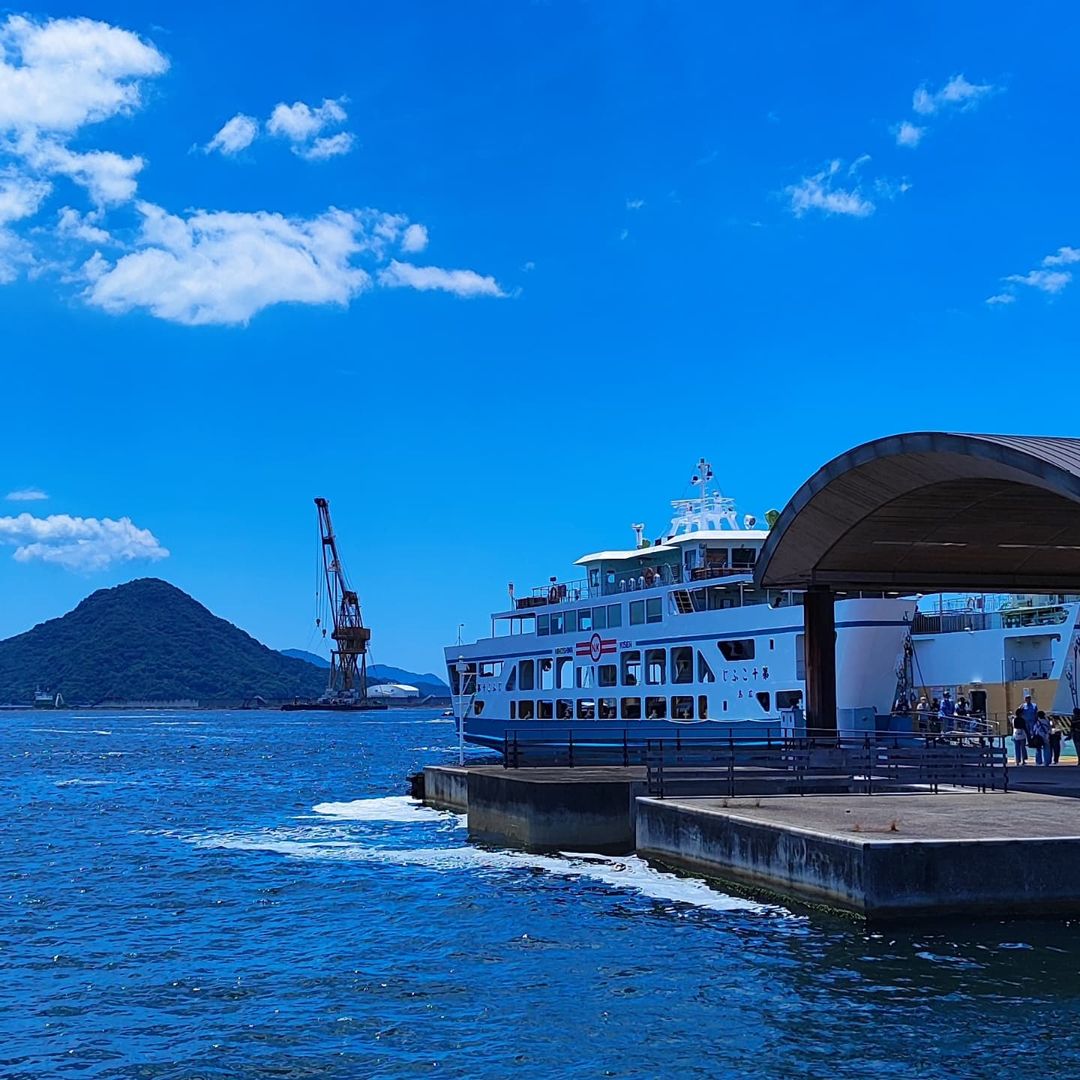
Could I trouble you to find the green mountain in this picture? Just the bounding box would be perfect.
[279,651,450,696]
[280,648,330,669]
[0,578,326,705]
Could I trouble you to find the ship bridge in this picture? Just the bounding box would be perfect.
[754,431,1080,730]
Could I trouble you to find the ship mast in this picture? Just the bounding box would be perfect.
[315,497,371,700]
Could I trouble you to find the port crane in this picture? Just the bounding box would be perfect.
[315,496,371,702]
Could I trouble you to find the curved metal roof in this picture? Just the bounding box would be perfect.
[754,432,1080,591]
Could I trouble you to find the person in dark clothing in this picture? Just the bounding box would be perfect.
[1071,708,1080,765]
[1049,713,1063,765]
[1013,707,1029,766]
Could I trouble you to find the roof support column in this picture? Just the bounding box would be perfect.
[803,585,837,734]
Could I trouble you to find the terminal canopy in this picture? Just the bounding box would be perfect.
[754,432,1080,593]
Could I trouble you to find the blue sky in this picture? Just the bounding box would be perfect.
[1,2,1079,673]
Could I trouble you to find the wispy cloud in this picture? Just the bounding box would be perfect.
[989,245,1080,306]
[379,259,506,299]
[267,97,354,160]
[894,120,924,148]
[0,511,168,571]
[626,198,645,210]
[205,113,258,156]
[5,488,47,501]
[786,160,875,219]
[401,223,428,253]
[913,74,996,116]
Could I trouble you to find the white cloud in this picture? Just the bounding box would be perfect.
[56,206,112,245]
[1042,246,1080,267]
[0,169,50,281]
[0,511,168,571]
[5,488,48,501]
[379,259,506,298]
[299,132,354,161]
[205,113,258,156]
[1006,269,1072,294]
[985,293,1016,306]
[401,223,428,253]
[895,121,924,148]
[626,198,645,210]
[0,15,167,135]
[786,161,875,218]
[17,135,143,205]
[913,75,995,116]
[82,202,392,325]
[267,97,354,160]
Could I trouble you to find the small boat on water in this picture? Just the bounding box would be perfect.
[32,687,65,709]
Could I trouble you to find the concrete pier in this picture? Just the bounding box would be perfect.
[636,792,1080,919]
[423,763,1080,921]
[424,764,645,852]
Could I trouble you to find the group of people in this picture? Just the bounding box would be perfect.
[911,689,981,732]
[1011,695,1080,766]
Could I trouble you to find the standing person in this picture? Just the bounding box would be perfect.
[915,695,931,732]
[1031,711,1052,767]
[1013,707,1029,766]
[1021,693,1038,732]
[1050,716,1063,765]
[940,690,956,729]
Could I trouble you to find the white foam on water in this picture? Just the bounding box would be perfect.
[187,827,772,914]
[310,796,451,823]
[55,779,111,787]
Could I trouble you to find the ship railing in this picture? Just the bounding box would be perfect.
[500,729,1008,797]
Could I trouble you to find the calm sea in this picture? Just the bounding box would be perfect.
[3,707,1078,1079]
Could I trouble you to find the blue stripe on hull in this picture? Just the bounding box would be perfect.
[463,716,790,749]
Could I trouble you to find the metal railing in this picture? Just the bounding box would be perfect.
[500,729,1008,797]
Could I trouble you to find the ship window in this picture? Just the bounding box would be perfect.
[518,699,534,720]
[698,695,708,720]
[510,700,516,719]
[718,639,755,662]
[565,610,578,634]
[593,606,607,630]
[556,699,573,720]
[722,700,728,712]
[621,697,641,719]
[599,697,617,719]
[538,700,553,719]
[732,547,757,568]
[577,699,595,720]
[607,604,622,628]
[556,656,574,689]
[450,667,460,695]
[795,634,805,680]
[539,658,554,691]
[671,696,693,720]
[671,646,693,684]
[692,588,707,612]
[708,588,736,611]
[473,699,485,715]
[630,600,645,626]
[646,597,663,624]
[479,660,503,677]
[621,650,641,686]
[645,696,667,719]
[697,651,715,683]
[645,648,666,685]
[550,613,565,635]
[598,663,617,687]
[505,665,517,692]
[756,692,771,712]
[537,614,549,636]
[519,659,535,690]
[777,690,803,710]
[575,665,593,689]
[578,609,593,632]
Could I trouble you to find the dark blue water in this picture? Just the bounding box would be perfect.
[4,708,1079,1079]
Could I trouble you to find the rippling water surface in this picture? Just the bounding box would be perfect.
[4,707,1079,1078]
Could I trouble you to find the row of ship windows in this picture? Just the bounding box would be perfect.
[536,600,663,636]
[505,642,761,691]
[491,689,804,722]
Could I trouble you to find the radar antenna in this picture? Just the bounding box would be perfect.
[315,497,371,700]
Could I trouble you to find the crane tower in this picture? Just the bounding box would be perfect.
[315,497,371,701]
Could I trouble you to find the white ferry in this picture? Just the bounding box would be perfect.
[445,461,917,748]
[908,594,1080,729]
